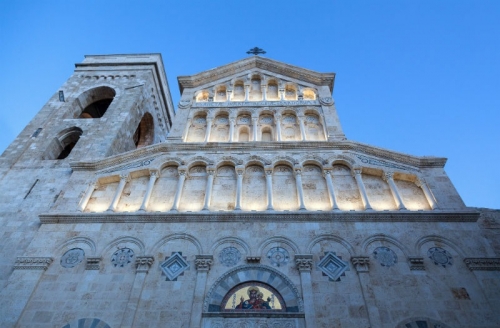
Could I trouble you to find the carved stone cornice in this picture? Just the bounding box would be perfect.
[14,257,53,271]
[295,254,313,271]
[195,255,214,271]
[136,256,155,273]
[408,257,425,270]
[85,257,101,270]
[69,140,447,173]
[39,210,480,224]
[351,257,370,272]
[464,258,500,271]
[246,257,261,264]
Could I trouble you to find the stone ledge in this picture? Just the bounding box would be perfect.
[202,312,305,318]
[14,257,53,270]
[464,258,500,271]
[39,210,479,224]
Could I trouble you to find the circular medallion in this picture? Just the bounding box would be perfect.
[428,247,453,268]
[219,247,241,267]
[373,246,397,267]
[60,248,85,268]
[267,247,290,267]
[111,248,134,267]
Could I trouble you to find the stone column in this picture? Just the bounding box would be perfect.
[415,178,438,209]
[202,167,215,211]
[275,114,282,141]
[351,257,381,328]
[183,117,192,142]
[295,255,316,328]
[228,118,235,142]
[189,255,213,328]
[244,84,250,101]
[383,172,406,210]
[227,90,232,102]
[139,170,158,211]
[294,167,307,210]
[108,174,129,212]
[204,117,213,142]
[171,167,187,212]
[265,167,274,210]
[120,256,154,328]
[261,85,267,101]
[234,166,244,210]
[279,88,285,101]
[352,168,372,210]
[323,169,340,210]
[78,181,97,212]
[298,115,307,141]
[252,117,259,141]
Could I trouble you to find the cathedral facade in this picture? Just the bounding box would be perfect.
[0,54,498,328]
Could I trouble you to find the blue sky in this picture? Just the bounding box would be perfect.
[0,1,498,209]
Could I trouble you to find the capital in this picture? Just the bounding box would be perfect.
[295,254,313,271]
[195,255,214,271]
[119,174,131,182]
[351,256,370,273]
[135,256,155,273]
[383,172,394,181]
[149,170,159,178]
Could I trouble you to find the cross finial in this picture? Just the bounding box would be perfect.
[246,47,266,56]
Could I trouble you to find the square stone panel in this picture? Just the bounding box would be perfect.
[160,252,189,281]
[317,252,349,281]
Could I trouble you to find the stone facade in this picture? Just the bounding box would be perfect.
[0,54,499,328]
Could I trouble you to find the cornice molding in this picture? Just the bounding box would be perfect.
[39,210,479,224]
[14,257,53,271]
[464,258,500,271]
[177,56,335,93]
[69,140,447,173]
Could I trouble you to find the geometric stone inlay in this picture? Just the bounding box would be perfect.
[160,252,189,281]
[317,252,349,281]
[373,246,398,267]
[428,247,453,268]
[60,248,85,268]
[111,248,134,267]
[267,247,289,267]
[219,247,241,267]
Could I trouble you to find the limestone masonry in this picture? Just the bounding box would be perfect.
[0,54,498,328]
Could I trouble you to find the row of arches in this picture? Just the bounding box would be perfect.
[83,161,435,213]
[195,75,316,103]
[185,109,326,142]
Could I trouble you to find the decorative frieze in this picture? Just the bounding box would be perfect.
[192,100,319,108]
[14,257,53,271]
[408,257,425,270]
[464,258,500,271]
[85,257,101,270]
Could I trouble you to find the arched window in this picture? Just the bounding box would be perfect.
[221,282,286,311]
[133,113,154,148]
[43,127,83,160]
[261,127,272,141]
[76,86,116,118]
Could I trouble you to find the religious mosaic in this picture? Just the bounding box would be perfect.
[222,282,285,311]
[318,252,349,281]
[428,247,453,268]
[267,247,290,267]
[111,248,134,267]
[219,246,241,267]
[373,246,398,267]
[60,248,85,268]
[160,252,189,281]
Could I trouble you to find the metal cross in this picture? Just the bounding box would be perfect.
[246,47,266,56]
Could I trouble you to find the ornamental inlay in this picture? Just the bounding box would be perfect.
[219,247,241,267]
[160,252,189,281]
[373,246,398,267]
[428,247,453,268]
[267,247,290,267]
[61,248,85,268]
[317,252,349,281]
[111,248,134,268]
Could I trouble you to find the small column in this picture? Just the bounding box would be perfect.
[244,85,250,101]
[383,172,406,210]
[275,114,282,141]
[202,167,215,211]
[261,85,267,101]
[352,168,372,210]
[204,117,213,142]
[279,88,285,101]
[265,167,274,210]
[298,115,307,141]
[183,117,192,142]
[234,166,244,210]
[108,174,129,212]
[189,255,213,328]
[295,255,317,328]
[228,118,236,142]
[252,117,259,141]
[351,257,381,328]
[323,169,340,210]
[415,178,438,209]
[139,170,158,211]
[78,181,97,212]
[171,167,187,212]
[120,256,154,328]
[294,167,307,210]
[227,90,232,102]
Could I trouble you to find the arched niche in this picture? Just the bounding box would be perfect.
[304,113,325,141]
[302,164,330,210]
[249,75,262,101]
[179,165,207,212]
[232,81,245,101]
[273,165,298,211]
[266,80,279,100]
[187,113,207,142]
[77,86,116,118]
[43,127,83,160]
[133,112,154,148]
[259,113,274,141]
[210,165,236,211]
[331,164,364,210]
[242,165,267,211]
[211,114,229,142]
[284,85,297,100]
[281,113,300,141]
[236,114,251,142]
[148,165,178,211]
[302,88,316,100]
[196,90,209,102]
[215,86,227,102]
